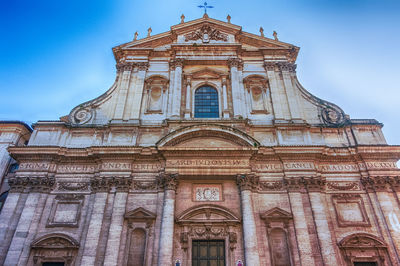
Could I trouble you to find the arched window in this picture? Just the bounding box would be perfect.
[194,86,219,118]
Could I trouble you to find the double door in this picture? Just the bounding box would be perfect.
[192,240,225,266]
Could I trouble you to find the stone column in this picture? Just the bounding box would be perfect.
[237,174,261,266]
[222,76,230,118]
[158,173,179,266]
[113,62,135,120]
[229,58,244,118]
[171,59,184,118]
[278,62,302,122]
[128,62,149,121]
[264,62,288,122]
[184,76,191,119]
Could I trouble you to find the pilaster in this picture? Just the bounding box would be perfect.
[236,174,261,266]
[157,172,179,266]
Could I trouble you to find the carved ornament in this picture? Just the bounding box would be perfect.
[339,233,388,265]
[157,172,179,191]
[31,233,79,266]
[236,174,259,191]
[90,176,132,192]
[327,182,360,191]
[8,175,55,192]
[58,182,89,191]
[360,176,400,192]
[184,25,228,43]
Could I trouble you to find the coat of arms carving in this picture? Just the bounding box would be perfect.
[184,25,228,43]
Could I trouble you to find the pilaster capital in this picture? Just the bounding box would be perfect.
[277,62,297,73]
[157,172,179,191]
[137,62,149,71]
[90,176,132,192]
[284,176,326,192]
[263,61,278,71]
[361,176,398,192]
[116,62,136,72]
[170,58,185,70]
[228,57,243,69]
[236,174,259,191]
[8,174,55,193]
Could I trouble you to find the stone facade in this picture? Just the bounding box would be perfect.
[0,15,399,266]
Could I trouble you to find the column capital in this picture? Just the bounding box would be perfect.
[263,61,277,71]
[137,62,149,71]
[158,172,179,191]
[228,57,243,69]
[116,62,136,72]
[169,58,185,70]
[236,174,259,191]
[277,62,297,73]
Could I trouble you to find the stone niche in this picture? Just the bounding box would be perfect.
[122,207,156,266]
[332,194,370,227]
[261,207,294,266]
[47,194,84,228]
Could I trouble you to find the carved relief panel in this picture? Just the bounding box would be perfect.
[193,184,222,202]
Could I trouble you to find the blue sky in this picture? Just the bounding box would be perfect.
[0,0,399,144]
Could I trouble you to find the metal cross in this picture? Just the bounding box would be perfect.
[198,2,214,14]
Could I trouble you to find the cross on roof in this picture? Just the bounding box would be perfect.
[198,2,214,14]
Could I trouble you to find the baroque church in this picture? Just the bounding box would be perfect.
[0,14,400,266]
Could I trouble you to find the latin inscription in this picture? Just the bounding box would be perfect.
[319,164,359,172]
[168,159,247,167]
[102,162,131,170]
[365,162,397,169]
[283,162,314,170]
[19,163,52,171]
[58,165,97,173]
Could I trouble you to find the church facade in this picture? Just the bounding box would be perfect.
[0,15,399,266]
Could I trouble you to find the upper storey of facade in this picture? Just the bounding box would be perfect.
[28,15,387,148]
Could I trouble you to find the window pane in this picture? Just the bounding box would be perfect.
[194,86,219,118]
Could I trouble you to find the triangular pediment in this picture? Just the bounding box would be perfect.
[115,16,295,51]
[125,207,156,220]
[260,207,293,221]
[190,68,225,79]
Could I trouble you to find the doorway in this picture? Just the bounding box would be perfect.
[192,240,225,266]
